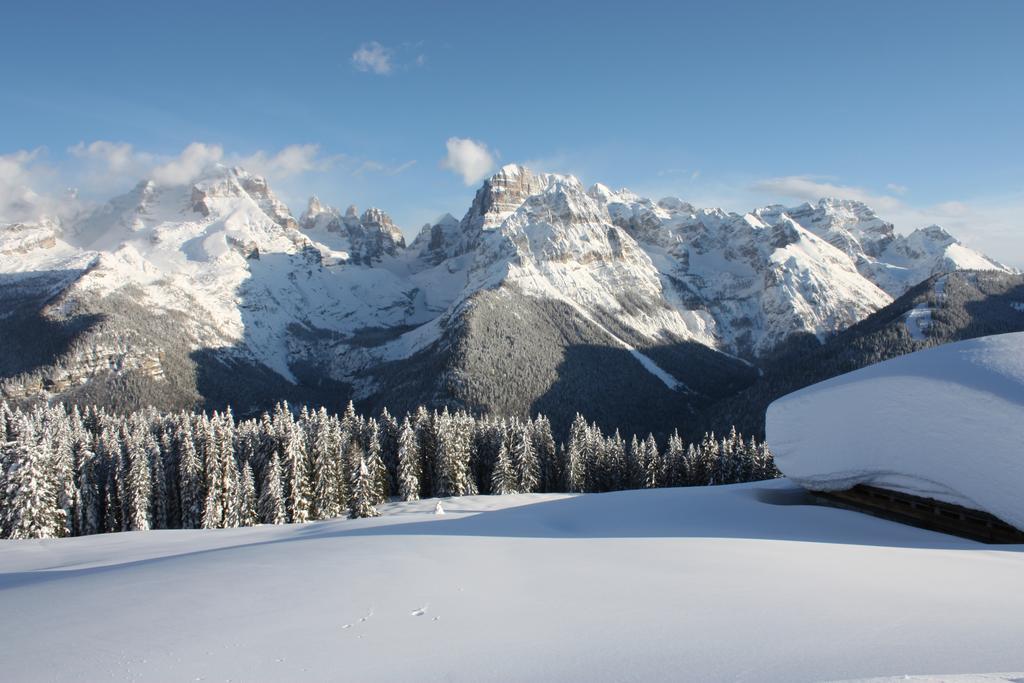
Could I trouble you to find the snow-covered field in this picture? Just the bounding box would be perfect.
[2,480,1023,682]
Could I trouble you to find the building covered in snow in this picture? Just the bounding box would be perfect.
[767,332,1024,541]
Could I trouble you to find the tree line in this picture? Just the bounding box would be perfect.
[0,400,778,540]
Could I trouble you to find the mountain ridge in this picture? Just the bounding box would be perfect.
[0,163,1015,436]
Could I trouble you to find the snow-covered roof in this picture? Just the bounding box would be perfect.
[767,332,1024,530]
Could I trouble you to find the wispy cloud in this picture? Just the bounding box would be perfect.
[352,41,394,75]
[351,41,427,75]
[236,144,335,179]
[0,148,61,222]
[441,137,496,186]
[750,175,903,212]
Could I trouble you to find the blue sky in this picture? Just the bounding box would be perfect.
[2,0,1022,261]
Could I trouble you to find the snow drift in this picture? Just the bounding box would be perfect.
[767,332,1024,530]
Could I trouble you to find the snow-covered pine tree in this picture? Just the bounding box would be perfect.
[565,413,589,493]
[412,406,435,499]
[715,427,739,485]
[146,431,168,529]
[511,423,539,494]
[238,461,258,527]
[47,412,75,538]
[310,417,343,520]
[123,426,152,532]
[490,440,516,495]
[643,435,661,489]
[201,416,225,530]
[73,437,101,536]
[396,417,421,502]
[700,432,720,486]
[349,450,380,519]
[177,423,204,529]
[284,428,311,523]
[605,431,627,492]
[627,434,645,490]
[379,407,400,495]
[753,439,777,480]
[0,400,13,441]
[683,443,699,486]
[258,451,287,525]
[1,418,58,539]
[664,430,687,487]
[364,418,389,504]
[530,415,557,493]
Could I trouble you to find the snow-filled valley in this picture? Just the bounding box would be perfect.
[3,480,1023,682]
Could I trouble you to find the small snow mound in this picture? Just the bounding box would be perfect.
[434,501,445,515]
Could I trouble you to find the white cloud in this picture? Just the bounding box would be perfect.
[352,42,393,75]
[441,137,495,186]
[235,144,333,179]
[0,148,76,223]
[150,143,224,185]
[69,140,148,174]
[388,159,417,176]
[886,182,909,195]
[750,175,903,212]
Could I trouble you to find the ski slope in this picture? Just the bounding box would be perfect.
[2,480,1023,682]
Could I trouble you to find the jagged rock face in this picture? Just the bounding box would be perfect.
[410,213,461,266]
[774,198,895,259]
[300,199,405,264]
[0,219,59,255]
[593,186,894,355]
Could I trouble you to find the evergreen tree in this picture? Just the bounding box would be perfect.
[364,419,389,503]
[258,452,287,525]
[565,414,588,493]
[48,418,75,538]
[177,424,204,529]
[511,423,539,493]
[531,416,557,493]
[284,429,311,523]
[349,453,380,519]
[379,408,400,495]
[124,427,152,531]
[643,435,661,489]
[627,434,646,490]
[396,417,421,502]
[310,415,344,520]
[412,406,435,499]
[490,441,516,495]
[1,419,57,539]
[664,431,687,487]
[74,439,101,536]
[147,432,168,529]
[238,461,258,527]
[605,431,627,492]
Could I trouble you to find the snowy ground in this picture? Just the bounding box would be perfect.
[2,480,1024,682]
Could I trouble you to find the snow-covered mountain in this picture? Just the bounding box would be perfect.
[0,163,1013,434]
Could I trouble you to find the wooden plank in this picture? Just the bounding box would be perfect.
[811,484,1024,545]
